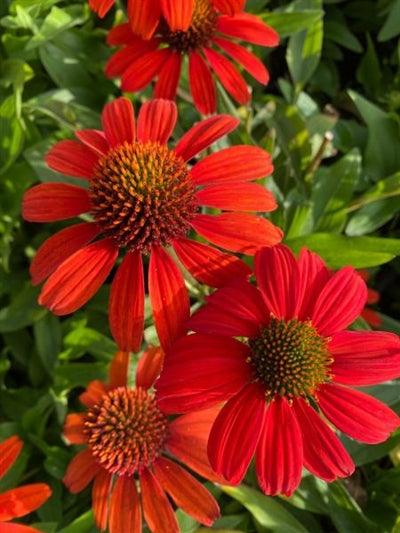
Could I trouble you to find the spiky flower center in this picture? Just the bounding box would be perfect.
[89,141,197,253]
[84,387,168,476]
[161,0,217,52]
[248,318,332,402]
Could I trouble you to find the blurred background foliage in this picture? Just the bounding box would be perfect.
[1,0,400,531]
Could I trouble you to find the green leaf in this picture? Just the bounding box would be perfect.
[324,20,363,52]
[378,0,400,41]
[0,283,44,333]
[34,312,62,374]
[356,33,382,99]
[261,10,322,38]
[55,362,108,388]
[0,95,25,173]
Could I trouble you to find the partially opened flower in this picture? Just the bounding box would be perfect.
[156,244,400,496]
[105,1,278,114]
[22,97,282,351]
[0,436,52,533]
[63,347,221,533]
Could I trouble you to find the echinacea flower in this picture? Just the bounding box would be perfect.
[358,269,381,327]
[22,97,282,351]
[156,244,400,496]
[105,1,278,114]
[0,436,52,533]
[63,347,221,533]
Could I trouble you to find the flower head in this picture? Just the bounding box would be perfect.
[0,436,52,533]
[63,347,220,532]
[156,244,400,496]
[105,1,278,114]
[22,97,281,350]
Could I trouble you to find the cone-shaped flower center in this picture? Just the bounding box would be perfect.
[84,387,168,476]
[248,318,332,402]
[162,0,217,52]
[89,141,197,252]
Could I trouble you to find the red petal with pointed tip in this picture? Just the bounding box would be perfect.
[192,213,283,254]
[137,99,178,145]
[140,468,179,533]
[128,0,161,40]
[217,13,279,46]
[175,114,239,162]
[214,36,269,84]
[213,0,244,14]
[121,49,171,93]
[39,239,118,316]
[79,380,109,408]
[63,449,99,494]
[161,0,194,31]
[256,398,303,496]
[149,246,189,350]
[75,129,109,157]
[0,484,52,521]
[203,47,250,104]
[109,251,144,352]
[154,52,182,100]
[293,398,354,482]
[208,383,267,485]
[89,0,114,17]
[173,237,251,288]
[154,457,220,526]
[106,40,159,77]
[102,97,135,148]
[0,436,22,479]
[189,51,217,115]
[136,346,165,390]
[45,140,99,178]
[30,223,100,285]
[156,334,252,413]
[63,413,86,444]
[109,476,141,533]
[109,350,130,388]
[22,183,91,222]
[92,470,112,531]
[196,182,277,211]
[317,383,400,444]
[311,267,367,336]
[295,247,330,320]
[255,244,299,320]
[191,145,273,186]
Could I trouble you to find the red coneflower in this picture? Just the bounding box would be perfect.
[22,97,281,351]
[156,244,400,496]
[63,347,221,533]
[105,0,278,114]
[0,436,52,533]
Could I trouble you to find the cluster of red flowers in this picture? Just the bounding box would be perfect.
[12,1,400,532]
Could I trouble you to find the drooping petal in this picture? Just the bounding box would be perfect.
[140,468,179,533]
[121,49,171,93]
[154,457,220,526]
[208,383,267,485]
[317,383,400,444]
[63,449,99,493]
[0,436,23,479]
[30,223,100,285]
[192,213,283,254]
[75,129,109,157]
[214,36,269,84]
[39,239,118,315]
[149,246,189,350]
[329,330,400,386]
[175,114,239,162]
[156,334,252,413]
[109,251,144,353]
[136,345,164,390]
[89,0,115,17]
[213,0,245,14]
[292,398,354,482]
[79,380,109,408]
[63,413,87,444]
[188,51,217,115]
[109,476,141,533]
[217,13,279,46]
[92,470,113,532]
[203,47,250,104]
[45,140,99,179]
[109,350,130,388]
[106,40,159,77]
[161,0,194,31]
[0,484,52,521]
[154,52,182,100]
[311,267,368,336]
[137,99,177,145]
[295,247,330,320]
[255,397,303,496]
[196,182,277,211]
[191,145,273,186]
[255,245,299,320]
[22,183,91,222]
[172,237,251,288]
[128,0,161,40]
[102,97,135,148]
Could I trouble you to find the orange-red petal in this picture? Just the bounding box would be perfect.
[139,468,178,533]
[63,449,99,493]
[63,413,87,445]
[128,0,161,40]
[102,98,136,148]
[0,436,23,479]
[154,52,182,101]
[136,346,165,390]
[92,469,113,531]
[188,51,217,115]
[196,182,277,211]
[0,484,52,521]
[109,350,130,388]
[109,475,141,533]
[137,99,177,145]
[161,0,194,31]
